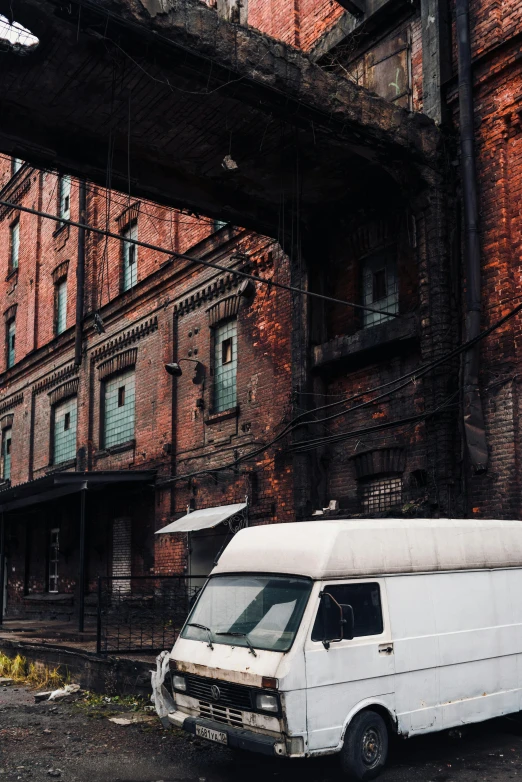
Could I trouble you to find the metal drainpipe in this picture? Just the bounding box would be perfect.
[456,0,488,473]
[74,179,87,366]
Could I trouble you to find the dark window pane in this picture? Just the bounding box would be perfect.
[64,412,70,431]
[222,337,233,365]
[312,582,383,640]
[118,386,125,408]
[372,268,387,302]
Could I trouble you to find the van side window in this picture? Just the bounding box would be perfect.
[312,583,383,641]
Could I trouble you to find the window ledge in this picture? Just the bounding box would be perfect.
[5,268,18,283]
[46,459,77,474]
[95,439,135,458]
[205,406,239,425]
[52,221,68,237]
[313,313,417,369]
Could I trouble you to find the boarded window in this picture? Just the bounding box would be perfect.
[55,278,67,335]
[49,529,59,593]
[122,223,138,291]
[104,368,135,447]
[343,31,412,109]
[2,428,11,481]
[58,175,71,221]
[6,319,15,369]
[361,477,402,514]
[362,250,398,329]
[10,220,19,271]
[53,396,77,465]
[214,320,237,412]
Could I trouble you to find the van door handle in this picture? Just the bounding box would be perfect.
[378,644,394,655]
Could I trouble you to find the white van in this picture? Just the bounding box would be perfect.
[162,518,522,779]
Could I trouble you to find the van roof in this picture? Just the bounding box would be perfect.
[212,518,522,579]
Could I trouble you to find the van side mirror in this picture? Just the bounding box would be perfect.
[340,604,354,641]
[319,592,346,649]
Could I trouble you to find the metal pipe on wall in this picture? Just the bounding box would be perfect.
[456,0,488,473]
[75,179,87,366]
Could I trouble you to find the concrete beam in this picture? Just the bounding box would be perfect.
[0,0,441,236]
[420,0,452,125]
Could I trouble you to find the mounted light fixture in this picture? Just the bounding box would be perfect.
[165,358,205,384]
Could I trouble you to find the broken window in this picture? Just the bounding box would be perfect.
[361,250,398,328]
[361,477,402,514]
[2,427,12,482]
[214,319,237,412]
[216,0,248,25]
[49,529,59,593]
[53,396,77,464]
[122,222,138,291]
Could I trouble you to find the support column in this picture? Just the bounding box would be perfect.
[0,512,5,625]
[420,0,451,125]
[78,487,87,632]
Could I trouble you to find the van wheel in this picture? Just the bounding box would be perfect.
[340,710,388,781]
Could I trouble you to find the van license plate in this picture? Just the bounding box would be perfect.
[196,725,228,745]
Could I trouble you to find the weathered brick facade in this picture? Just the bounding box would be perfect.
[0,0,521,620]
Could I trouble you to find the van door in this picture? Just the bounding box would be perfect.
[304,580,395,752]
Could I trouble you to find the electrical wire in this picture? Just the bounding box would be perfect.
[0,197,401,318]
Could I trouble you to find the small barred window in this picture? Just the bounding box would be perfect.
[361,477,402,514]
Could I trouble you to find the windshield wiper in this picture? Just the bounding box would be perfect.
[216,631,258,657]
[186,622,214,650]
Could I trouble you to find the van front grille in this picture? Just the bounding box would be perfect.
[185,674,253,710]
[198,701,244,727]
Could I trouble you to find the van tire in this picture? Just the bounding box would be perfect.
[340,710,388,781]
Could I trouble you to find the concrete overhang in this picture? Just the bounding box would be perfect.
[0,0,442,236]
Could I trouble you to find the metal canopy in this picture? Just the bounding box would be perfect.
[0,470,156,512]
[156,503,247,534]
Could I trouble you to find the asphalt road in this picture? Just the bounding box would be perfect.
[2,686,522,782]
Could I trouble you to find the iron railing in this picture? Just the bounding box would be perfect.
[96,575,207,654]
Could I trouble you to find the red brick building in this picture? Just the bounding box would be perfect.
[0,0,521,624]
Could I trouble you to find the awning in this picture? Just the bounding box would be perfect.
[155,503,247,534]
[0,470,157,513]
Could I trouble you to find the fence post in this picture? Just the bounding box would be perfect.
[96,576,102,655]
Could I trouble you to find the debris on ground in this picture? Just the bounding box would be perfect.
[48,684,81,701]
[108,714,158,726]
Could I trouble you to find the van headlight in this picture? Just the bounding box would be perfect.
[172,674,187,692]
[256,693,279,713]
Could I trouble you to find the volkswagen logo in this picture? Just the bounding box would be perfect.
[210,685,221,701]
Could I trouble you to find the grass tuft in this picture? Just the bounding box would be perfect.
[0,652,70,689]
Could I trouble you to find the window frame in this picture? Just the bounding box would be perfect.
[121,221,138,292]
[51,396,78,466]
[9,218,20,273]
[212,318,238,414]
[1,427,12,482]
[360,475,403,515]
[100,367,136,450]
[361,248,399,329]
[54,276,68,336]
[311,581,385,643]
[6,318,15,369]
[58,175,71,222]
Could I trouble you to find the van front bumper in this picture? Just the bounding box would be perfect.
[167,710,285,756]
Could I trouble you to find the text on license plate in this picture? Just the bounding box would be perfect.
[196,725,228,745]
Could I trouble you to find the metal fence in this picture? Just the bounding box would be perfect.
[96,575,207,654]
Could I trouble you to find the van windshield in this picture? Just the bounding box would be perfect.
[181,574,312,653]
